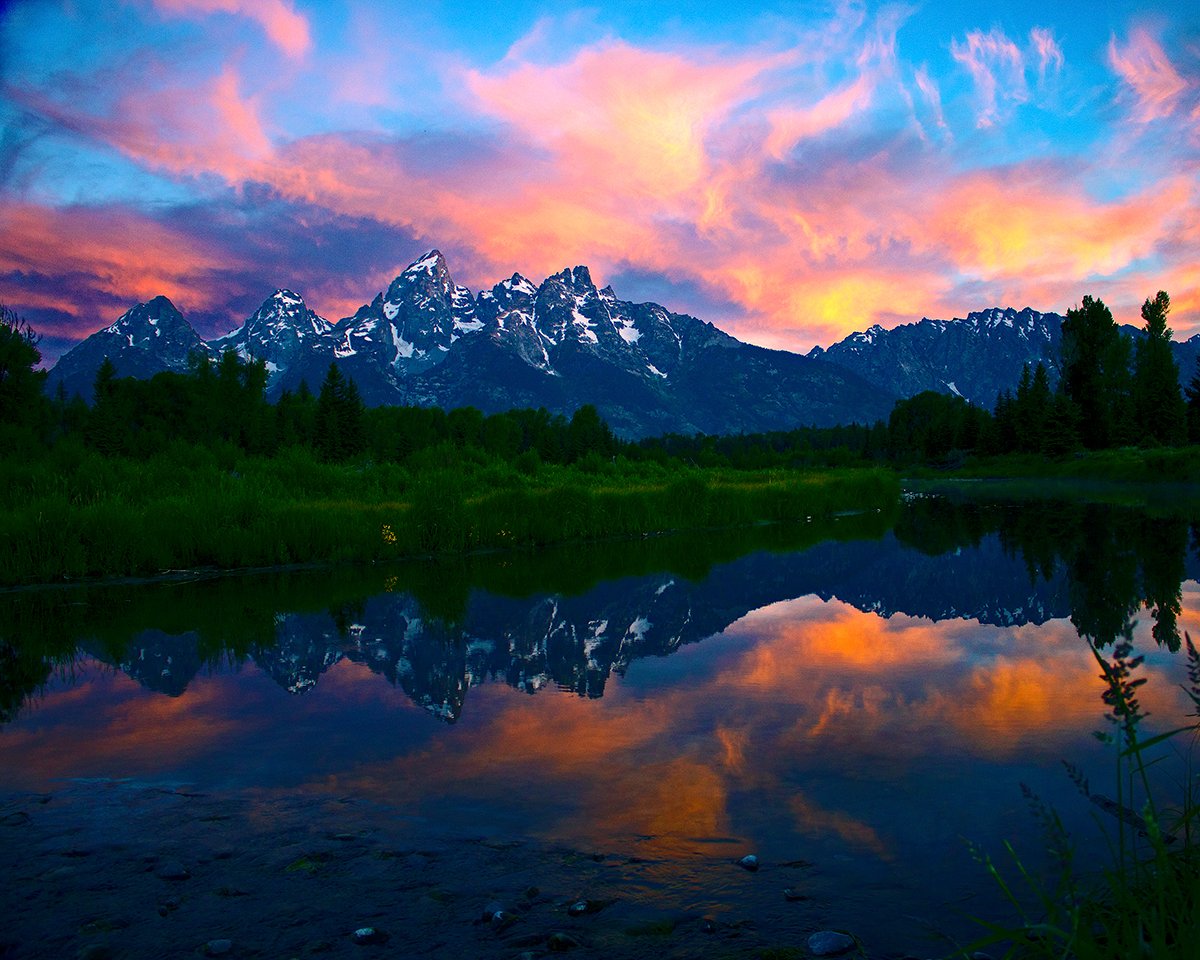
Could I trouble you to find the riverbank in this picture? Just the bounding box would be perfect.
[0,447,899,586]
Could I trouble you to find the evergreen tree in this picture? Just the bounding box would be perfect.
[1131,290,1186,446]
[314,363,365,461]
[567,404,615,463]
[86,357,125,455]
[0,304,48,437]
[1059,295,1131,449]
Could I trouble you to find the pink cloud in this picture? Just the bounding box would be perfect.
[950,27,1028,128]
[1108,27,1192,123]
[765,74,874,158]
[464,40,773,202]
[153,0,311,58]
[913,64,949,135]
[1030,27,1065,82]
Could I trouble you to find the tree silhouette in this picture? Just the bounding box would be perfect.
[1131,290,1186,446]
[314,362,365,461]
[1059,296,1131,449]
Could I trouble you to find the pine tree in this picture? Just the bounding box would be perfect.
[0,305,48,437]
[1131,290,1186,446]
[1059,295,1131,449]
[314,363,365,461]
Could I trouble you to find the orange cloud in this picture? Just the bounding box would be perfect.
[0,202,233,329]
[465,40,772,203]
[153,0,312,58]
[927,171,1192,282]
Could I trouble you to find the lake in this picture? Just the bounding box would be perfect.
[2,493,1197,959]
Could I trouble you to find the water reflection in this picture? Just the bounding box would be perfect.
[2,497,1198,953]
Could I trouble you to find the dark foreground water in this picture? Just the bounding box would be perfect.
[2,496,1198,959]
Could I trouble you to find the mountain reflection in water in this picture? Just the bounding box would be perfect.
[1,497,1198,951]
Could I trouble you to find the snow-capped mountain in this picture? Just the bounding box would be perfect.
[51,250,1199,432]
[208,288,337,392]
[48,295,212,401]
[808,307,1066,408]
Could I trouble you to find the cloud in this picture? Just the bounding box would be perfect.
[765,74,874,158]
[1030,27,1065,82]
[1108,27,1193,123]
[152,0,312,58]
[950,27,1028,128]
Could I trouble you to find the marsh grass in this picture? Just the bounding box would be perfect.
[0,445,899,585]
[969,634,1200,959]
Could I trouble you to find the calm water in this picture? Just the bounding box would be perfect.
[2,496,1198,956]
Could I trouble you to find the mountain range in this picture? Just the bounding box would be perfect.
[46,250,1200,438]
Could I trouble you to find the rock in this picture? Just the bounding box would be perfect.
[567,900,589,916]
[155,860,190,881]
[737,854,759,872]
[783,887,807,901]
[351,927,388,945]
[701,918,718,934]
[482,901,505,922]
[203,940,233,957]
[547,932,582,951]
[807,930,855,956]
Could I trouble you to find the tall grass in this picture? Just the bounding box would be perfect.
[970,634,1200,959]
[0,444,899,585]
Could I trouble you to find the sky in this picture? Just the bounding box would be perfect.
[1,0,1199,365]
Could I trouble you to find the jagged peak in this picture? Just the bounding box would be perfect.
[551,265,595,290]
[404,249,448,276]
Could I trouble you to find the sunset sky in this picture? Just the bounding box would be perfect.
[2,0,1198,364]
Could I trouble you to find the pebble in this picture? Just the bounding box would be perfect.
[482,901,505,922]
[783,887,807,901]
[737,854,759,872]
[701,918,718,934]
[567,900,589,916]
[351,927,388,945]
[203,940,233,957]
[807,930,855,956]
[547,932,582,951]
[155,860,190,881]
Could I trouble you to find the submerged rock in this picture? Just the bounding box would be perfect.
[351,927,388,945]
[807,930,855,956]
[737,854,759,872]
[155,860,190,881]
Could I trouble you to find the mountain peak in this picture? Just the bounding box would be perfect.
[554,265,595,290]
[404,250,447,276]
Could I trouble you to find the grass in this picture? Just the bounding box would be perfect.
[0,443,900,586]
[968,634,1200,959]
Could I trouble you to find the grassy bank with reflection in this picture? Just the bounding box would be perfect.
[0,443,899,586]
